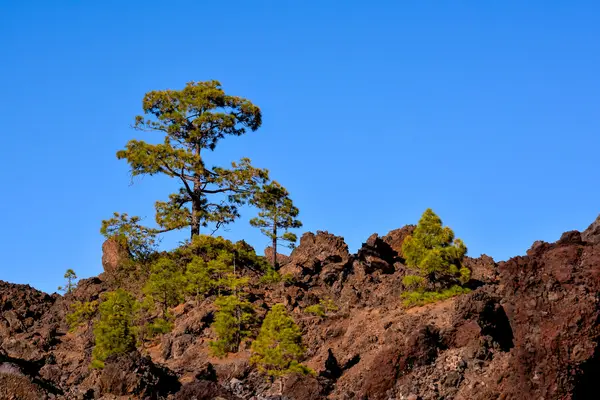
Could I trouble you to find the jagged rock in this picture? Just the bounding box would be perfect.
[264,246,290,267]
[280,231,352,282]
[0,373,45,400]
[98,351,180,398]
[282,373,324,400]
[463,254,498,285]
[101,237,130,274]
[356,233,396,274]
[174,379,239,400]
[382,225,415,257]
[1,216,600,399]
[582,214,600,244]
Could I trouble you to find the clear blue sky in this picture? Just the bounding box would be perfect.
[1,1,599,293]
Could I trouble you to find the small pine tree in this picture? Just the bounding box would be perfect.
[66,300,98,332]
[58,269,78,294]
[185,256,214,300]
[250,181,302,268]
[91,289,138,368]
[251,304,312,378]
[144,257,185,317]
[209,294,255,357]
[402,208,470,289]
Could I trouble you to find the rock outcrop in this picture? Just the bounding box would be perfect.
[1,217,600,399]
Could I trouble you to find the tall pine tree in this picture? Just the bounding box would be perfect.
[114,81,269,238]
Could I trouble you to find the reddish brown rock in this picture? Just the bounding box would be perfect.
[98,351,180,397]
[264,246,290,267]
[382,225,415,257]
[463,254,498,285]
[101,237,130,274]
[582,214,600,244]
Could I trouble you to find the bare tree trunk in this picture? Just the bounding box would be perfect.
[191,189,201,238]
[272,224,278,269]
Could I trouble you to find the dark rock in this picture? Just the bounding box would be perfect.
[98,351,180,398]
[320,348,342,379]
[282,373,324,400]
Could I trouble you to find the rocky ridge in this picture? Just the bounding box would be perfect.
[1,216,599,399]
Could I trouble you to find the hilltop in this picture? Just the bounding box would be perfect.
[0,215,599,399]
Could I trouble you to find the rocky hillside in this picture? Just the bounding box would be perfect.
[1,216,600,400]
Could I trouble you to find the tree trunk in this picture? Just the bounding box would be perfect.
[272,225,278,269]
[191,190,201,238]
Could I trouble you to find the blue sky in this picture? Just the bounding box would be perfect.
[1,1,599,293]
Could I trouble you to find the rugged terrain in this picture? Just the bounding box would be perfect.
[1,216,600,400]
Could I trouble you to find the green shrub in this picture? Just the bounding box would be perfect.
[66,300,98,332]
[304,299,338,317]
[143,257,185,316]
[145,317,173,337]
[401,285,471,307]
[91,289,139,368]
[251,304,313,377]
[260,267,282,284]
[402,208,470,287]
[304,304,325,317]
[209,294,255,357]
[402,275,426,290]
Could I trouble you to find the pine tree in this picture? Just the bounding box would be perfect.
[143,258,185,317]
[251,304,312,378]
[58,269,78,294]
[91,289,138,368]
[250,181,302,268]
[185,256,214,300]
[115,81,269,239]
[209,294,255,357]
[402,208,470,291]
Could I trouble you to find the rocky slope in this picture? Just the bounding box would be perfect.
[1,216,600,399]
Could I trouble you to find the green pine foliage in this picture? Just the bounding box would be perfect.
[209,294,255,357]
[251,304,313,377]
[401,285,471,307]
[304,299,338,318]
[114,81,269,239]
[402,208,470,287]
[401,209,471,307]
[185,256,214,299]
[66,300,98,332]
[250,181,302,268]
[259,267,282,284]
[58,269,78,294]
[91,289,139,369]
[100,212,158,261]
[143,257,185,316]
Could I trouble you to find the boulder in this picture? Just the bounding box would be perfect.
[264,246,290,267]
[101,237,130,274]
[582,214,600,244]
[382,225,415,257]
[98,351,180,398]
